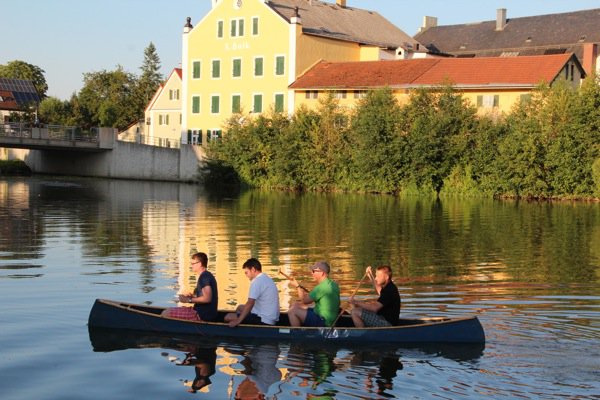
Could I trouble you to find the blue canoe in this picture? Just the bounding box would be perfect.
[88,299,485,344]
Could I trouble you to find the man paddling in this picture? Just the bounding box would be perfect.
[350,265,400,327]
[288,261,340,327]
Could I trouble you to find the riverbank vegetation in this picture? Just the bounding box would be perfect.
[0,160,32,176]
[205,76,600,200]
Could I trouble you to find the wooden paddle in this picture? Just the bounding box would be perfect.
[328,270,370,332]
[278,269,309,292]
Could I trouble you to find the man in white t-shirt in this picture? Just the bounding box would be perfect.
[225,258,280,327]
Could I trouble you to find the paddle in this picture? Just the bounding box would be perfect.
[328,270,370,334]
[278,269,309,292]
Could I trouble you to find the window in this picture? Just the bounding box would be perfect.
[232,94,241,113]
[192,61,201,79]
[275,56,285,76]
[187,129,202,145]
[192,96,200,114]
[305,90,318,99]
[520,94,532,104]
[334,91,347,99]
[212,59,221,78]
[169,89,179,100]
[253,94,262,113]
[354,91,366,99]
[254,57,263,77]
[211,95,220,114]
[476,95,499,108]
[252,17,259,35]
[158,114,169,125]
[158,115,163,125]
[232,58,242,78]
[217,20,224,38]
[274,94,284,112]
[231,18,244,37]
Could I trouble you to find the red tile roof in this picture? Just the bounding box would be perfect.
[289,54,577,90]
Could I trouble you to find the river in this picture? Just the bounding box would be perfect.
[1,176,599,399]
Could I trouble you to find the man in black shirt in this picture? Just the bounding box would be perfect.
[350,265,400,327]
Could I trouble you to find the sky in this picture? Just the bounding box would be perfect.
[2,0,599,100]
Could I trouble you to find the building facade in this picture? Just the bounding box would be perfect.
[290,54,585,116]
[180,0,422,144]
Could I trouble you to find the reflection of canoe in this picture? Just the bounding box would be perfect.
[88,299,486,344]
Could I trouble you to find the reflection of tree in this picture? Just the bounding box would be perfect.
[223,190,600,286]
[286,343,337,397]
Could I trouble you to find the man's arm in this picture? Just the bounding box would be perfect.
[229,298,256,327]
[189,285,212,304]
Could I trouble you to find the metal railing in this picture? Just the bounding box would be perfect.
[0,122,99,142]
[118,133,181,149]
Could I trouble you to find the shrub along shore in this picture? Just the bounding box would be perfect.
[208,78,600,200]
[0,160,31,176]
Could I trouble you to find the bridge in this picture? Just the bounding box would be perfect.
[1,122,204,182]
[0,122,114,151]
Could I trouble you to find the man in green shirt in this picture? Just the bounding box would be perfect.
[288,261,340,327]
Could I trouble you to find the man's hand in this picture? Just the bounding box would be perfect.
[228,319,240,328]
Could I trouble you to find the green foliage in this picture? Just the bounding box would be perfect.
[137,42,163,111]
[204,81,600,200]
[0,160,31,176]
[39,97,73,125]
[0,60,48,98]
[75,66,139,130]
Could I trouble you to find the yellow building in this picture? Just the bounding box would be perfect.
[289,53,585,116]
[180,0,423,143]
[145,68,183,147]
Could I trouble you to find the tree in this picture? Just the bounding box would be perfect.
[38,96,73,125]
[0,60,48,98]
[76,66,138,130]
[137,42,163,108]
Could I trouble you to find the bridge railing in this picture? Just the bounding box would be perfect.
[0,122,32,138]
[0,122,99,142]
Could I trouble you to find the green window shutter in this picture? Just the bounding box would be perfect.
[233,59,241,77]
[187,130,192,143]
[198,130,202,145]
[232,95,241,113]
[159,115,163,125]
[252,17,259,35]
[206,130,211,143]
[238,19,244,36]
[493,95,499,107]
[253,94,262,113]
[476,95,483,107]
[192,61,201,79]
[276,56,285,75]
[192,96,200,113]
[212,60,220,78]
[231,19,236,37]
[217,21,223,38]
[255,58,263,76]
[275,94,284,112]
[211,96,220,113]
[166,114,169,125]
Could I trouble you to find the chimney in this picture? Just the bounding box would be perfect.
[183,17,193,34]
[336,0,346,7]
[419,16,438,33]
[582,43,598,76]
[496,8,507,31]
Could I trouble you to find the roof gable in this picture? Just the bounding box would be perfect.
[268,0,419,49]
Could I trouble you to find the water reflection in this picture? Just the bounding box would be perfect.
[88,327,483,399]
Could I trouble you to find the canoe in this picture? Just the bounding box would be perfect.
[88,299,486,344]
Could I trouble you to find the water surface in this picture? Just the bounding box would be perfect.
[0,176,599,399]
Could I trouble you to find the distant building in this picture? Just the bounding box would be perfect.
[289,53,585,116]
[414,8,600,76]
[180,0,424,144]
[0,78,40,123]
